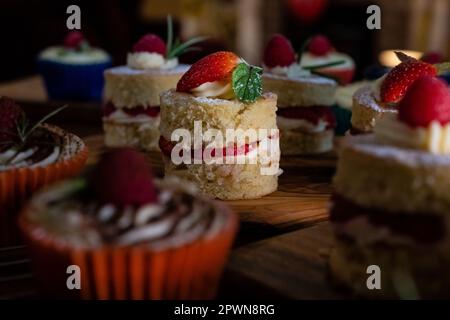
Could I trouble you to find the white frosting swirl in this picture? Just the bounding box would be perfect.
[375,113,450,154]
[300,52,354,70]
[0,146,60,171]
[127,52,178,70]
[39,46,110,64]
[263,63,311,78]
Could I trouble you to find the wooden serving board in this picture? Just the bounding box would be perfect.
[221,222,346,299]
[84,135,337,242]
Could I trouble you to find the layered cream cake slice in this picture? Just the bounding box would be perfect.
[159,51,280,200]
[330,76,450,298]
[261,34,338,155]
[351,52,449,134]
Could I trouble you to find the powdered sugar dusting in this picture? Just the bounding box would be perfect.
[107,64,190,75]
[344,134,450,167]
[353,86,397,113]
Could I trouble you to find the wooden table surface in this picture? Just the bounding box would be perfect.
[0,76,344,299]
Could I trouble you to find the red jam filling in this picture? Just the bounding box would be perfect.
[102,102,160,118]
[330,194,445,244]
[159,135,279,159]
[277,106,336,129]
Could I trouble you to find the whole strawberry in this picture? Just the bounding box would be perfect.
[177,51,239,92]
[308,34,333,56]
[398,76,450,127]
[90,148,157,207]
[380,59,437,103]
[263,34,296,68]
[132,34,166,56]
[64,31,85,49]
[0,97,24,148]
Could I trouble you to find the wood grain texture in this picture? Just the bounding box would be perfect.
[222,222,346,299]
[84,135,336,234]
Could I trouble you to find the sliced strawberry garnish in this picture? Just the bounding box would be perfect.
[380,59,437,103]
[263,34,296,68]
[102,102,160,118]
[64,31,85,49]
[176,51,239,93]
[132,34,166,56]
[308,35,332,56]
[398,76,450,127]
[277,106,336,129]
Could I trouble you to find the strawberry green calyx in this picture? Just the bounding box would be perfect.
[232,62,263,104]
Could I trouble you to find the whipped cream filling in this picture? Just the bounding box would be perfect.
[191,80,235,99]
[39,46,110,64]
[375,113,450,154]
[370,74,386,101]
[104,109,160,124]
[300,52,354,70]
[0,146,60,171]
[277,116,329,133]
[127,52,178,70]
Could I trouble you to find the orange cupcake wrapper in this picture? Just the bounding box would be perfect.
[19,212,238,300]
[0,147,88,245]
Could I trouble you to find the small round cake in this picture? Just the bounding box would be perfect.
[350,53,448,134]
[37,31,111,101]
[330,76,450,299]
[102,32,193,151]
[262,34,337,155]
[20,148,238,299]
[160,51,280,200]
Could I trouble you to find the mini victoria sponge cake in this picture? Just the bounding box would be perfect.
[103,65,189,151]
[330,134,450,298]
[160,90,279,200]
[263,73,337,155]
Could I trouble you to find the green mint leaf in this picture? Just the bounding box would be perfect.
[232,62,263,103]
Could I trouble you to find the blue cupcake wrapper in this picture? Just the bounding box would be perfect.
[37,58,112,101]
[331,105,352,136]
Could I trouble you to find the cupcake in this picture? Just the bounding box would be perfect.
[351,52,450,134]
[300,35,355,85]
[0,97,88,245]
[38,31,111,101]
[103,17,202,151]
[160,51,280,200]
[262,34,337,155]
[20,148,237,299]
[330,76,450,298]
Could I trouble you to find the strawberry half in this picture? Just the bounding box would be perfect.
[132,34,167,56]
[90,148,157,207]
[176,51,239,93]
[380,59,437,103]
[398,76,450,128]
[263,34,296,68]
[0,97,24,148]
[308,34,332,56]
